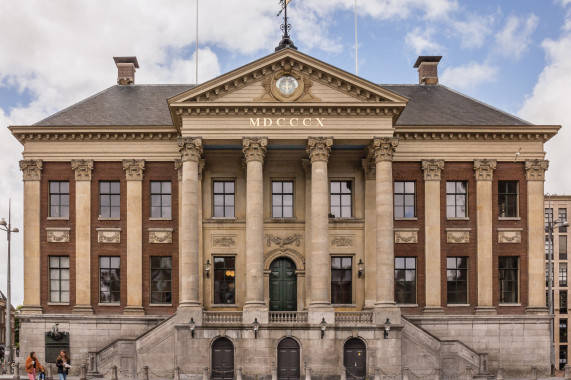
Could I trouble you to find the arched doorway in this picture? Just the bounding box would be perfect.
[277,338,300,380]
[269,258,297,311]
[211,338,234,379]
[343,338,366,379]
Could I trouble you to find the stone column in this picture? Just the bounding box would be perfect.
[242,137,268,322]
[302,159,312,308]
[370,137,400,324]
[71,159,94,314]
[19,160,43,314]
[422,159,444,314]
[362,157,377,309]
[525,159,549,313]
[175,159,183,300]
[474,159,497,315]
[123,159,145,315]
[177,137,203,321]
[306,137,334,319]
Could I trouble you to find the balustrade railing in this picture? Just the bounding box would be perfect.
[269,311,308,324]
[203,311,243,324]
[334,311,374,324]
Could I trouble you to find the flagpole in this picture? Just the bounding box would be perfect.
[354,0,358,75]
[195,0,199,84]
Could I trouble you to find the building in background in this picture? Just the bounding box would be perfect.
[545,195,571,370]
[9,47,561,379]
[0,290,15,365]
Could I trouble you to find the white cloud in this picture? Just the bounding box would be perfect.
[495,14,539,59]
[440,62,499,91]
[405,27,443,55]
[452,14,495,49]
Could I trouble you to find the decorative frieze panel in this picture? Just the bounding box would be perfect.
[97,228,121,244]
[46,228,71,243]
[212,235,237,248]
[394,228,418,244]
[266,234,302,248]
[330,235,355,247]
[446,228,471,244]
[149,228,173,244]
[498,228,522,244]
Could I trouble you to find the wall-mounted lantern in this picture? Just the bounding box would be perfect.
[253,318,260,339]
[320,317,327,339]
[189,318,196,338]
[205,260,211,278]
[384,318,391,339]
[357,259,364,278]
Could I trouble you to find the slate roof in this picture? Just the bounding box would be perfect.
[33,83,531,127]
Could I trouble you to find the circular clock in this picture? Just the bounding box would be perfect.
[276,75,299,96]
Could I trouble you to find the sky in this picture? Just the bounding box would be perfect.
[0,0,571,306]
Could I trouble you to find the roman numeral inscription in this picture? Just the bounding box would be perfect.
[249,117,325,127]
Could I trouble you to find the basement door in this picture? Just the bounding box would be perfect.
[343,338,366,379]
[277,338,300,380]
[211,338,234,380]
[269,258,297,311]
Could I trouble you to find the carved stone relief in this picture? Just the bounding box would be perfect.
[330,235,354,247]
[212,235,237,248]
[46,228,71,243]
[446,229,470,244]
[498,229,522,243]
[149,228,173,244]
[394,229,418,244]
[97,228,121,244]
[265,234,302,248]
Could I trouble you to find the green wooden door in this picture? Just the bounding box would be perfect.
[269,258,297,311]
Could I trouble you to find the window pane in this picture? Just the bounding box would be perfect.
[151,182,161,193]
[225,182,234,193]
[162,181,171,193]
[111,182,120,193]
[100,182,110,193]
[283,195,293,206]
[331,181,340,193]
[273,195,282,206]
[341,181,351,193]
[283,182,293,193]
[404,182,415,193]
[214,182,224,193]
[272,182,282,193]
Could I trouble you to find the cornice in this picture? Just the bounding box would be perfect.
[395,125,560,143]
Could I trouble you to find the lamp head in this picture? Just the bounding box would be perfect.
[0,219,6,227]
[189,318,196,331]
[357,259,364,278]
[320,317,327,331]
[12,227,19,233]
[252,318,259,331]
[205,259,211,278]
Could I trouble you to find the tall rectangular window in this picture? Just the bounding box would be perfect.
[561,236,568,260]
[561,319,568,343]
[331,257,352,304]
[546,208,554,228]
[560,345,568,370]
[213,256,235,304]
[561,263,568,287]
[447,257,468,304]
[99,181,120,218]
[446,181,467,218]
[213,181,235,218]
[395,257,417,304]
[49,181,69,218]
[272,181,293,218]
[498,181,518,217]
[499,256,519,304]
[150,181,172,218]
[150,257,172,304]
[394,181,416,218]
[560,209,568,233]
[330,181,352,218]
[100,256,120,303]
[49,256,70,303]
[561,291,568,314]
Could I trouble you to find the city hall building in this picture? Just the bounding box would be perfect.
[10,46,561,379]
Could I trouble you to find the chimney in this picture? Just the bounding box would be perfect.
[414,56,442,85]
[113,56,139,85]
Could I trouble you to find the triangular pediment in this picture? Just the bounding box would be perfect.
[168,49,408,131]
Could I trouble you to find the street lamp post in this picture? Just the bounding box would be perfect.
[1,199,19,372]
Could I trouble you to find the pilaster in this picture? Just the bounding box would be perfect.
[362,157,377,309]
[302,158,312,309]
[71,159,94,314]
[19,160,43,314]
[474,159,497,315]
[122,159,145,316]
[422,159,444,314]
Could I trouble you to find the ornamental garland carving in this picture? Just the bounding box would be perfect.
[306,137,333,163]
[122,159,145,181]
[525,159,549,181]
[498,230,522,244]
[46,228,71,243]
[422,159,445,181]
[474,159,497,181]
[97,229,121,244]
[213,235,236,248]
[19,159,43,181]
[265,234,302,248]
[149,229,173,244]
[71,159,94,181]
[242,137,268,163]
[178,137,203,163]
[370,137,399,162]
[394,230,418,244]
[330,236,354,247]
[446,231,470,244]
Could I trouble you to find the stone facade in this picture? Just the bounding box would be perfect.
[10,49,561,378]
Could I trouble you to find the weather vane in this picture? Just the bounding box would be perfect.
[275,0,297,51]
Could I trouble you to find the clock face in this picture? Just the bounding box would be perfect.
[276,75,298,96]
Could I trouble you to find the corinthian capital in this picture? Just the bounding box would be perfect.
[422,159,445,181]
[122,159,145,181]
[306,137,333,163]
[474,159,497,181]
[71,159,94,181]
[178,136,203,162]
[525,159,549,181]
[370,137,398,163]
[19,160,43,181]
[242,137,268,163]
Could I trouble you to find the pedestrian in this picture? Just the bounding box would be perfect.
[25,352,44,380]
[56,350,70,380]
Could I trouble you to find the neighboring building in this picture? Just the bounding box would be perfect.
[0,290,15,364]
[545,195,571,370]
[9,47,561,379]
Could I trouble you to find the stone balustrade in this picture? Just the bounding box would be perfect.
[269,311,308,324]
[334,311,374,324]
[203,311,243,324]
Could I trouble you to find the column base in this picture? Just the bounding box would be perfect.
[72,305,94,315]
[307,303,334,326]
[525,306,549,315]
[123,306,145,316]
[474,306,497,316]
[19,305,43,315]
[243,302,268,324]
[373,303,401,326]
[422,306,445,315]
[176,303,203,324]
